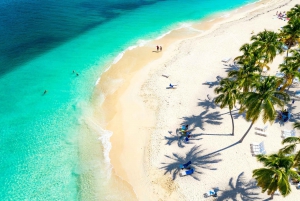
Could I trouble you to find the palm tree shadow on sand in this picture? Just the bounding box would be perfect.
[160,145,222,180]
[216,172,262,201]
[197,98,217,111]
[180,110,223,131]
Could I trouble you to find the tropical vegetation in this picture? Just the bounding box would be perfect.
[212,4,300,199]
[214,78,239,135]
[253,153,299,199]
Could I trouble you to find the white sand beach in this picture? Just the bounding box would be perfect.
[94,0,300,200]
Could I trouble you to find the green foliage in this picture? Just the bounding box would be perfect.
[214,78,239,110]
[279,61,300,90]
[280,122,300,169]
[240,76,289,123]
[228,60,261,93]
[251,30,283,63]
[287,4,300,19]
[253,153,298,197]
[214,79,239,135]
[280,17,300,49]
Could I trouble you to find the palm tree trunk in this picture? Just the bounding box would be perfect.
[229,109,234,135]
[270,192,274,199]
[287,76,294,91]
[239,121,254,143]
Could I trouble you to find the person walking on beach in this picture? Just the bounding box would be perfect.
[160,46,162,51]
[156,45,159,51]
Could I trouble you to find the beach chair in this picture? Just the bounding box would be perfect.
[203,189,217,198]
[297,183,300,189]
[250,142,266,156]
[255,125,268,132]
[255,131,268,137]
[282,45,288,51]
[281,130,296,138]
[179,161,192,169]
[166,83,177,89]
[296,90,300,97]
[221,57,231,63]
[293,77,299,85]
[274,190,281,195]
[179,168,194,176]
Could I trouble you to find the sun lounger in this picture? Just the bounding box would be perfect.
[282,45,288,51]
[275,72,285,78]
[250,142,266,156]
[296,90,300,97]
[274,190,281,195]
[281,129,295,134]
[293,77,300,85]
[179,161,192,169]
[297,183,300,189]
[222,57,231,63]
[179,168,194,176]
[203,189,217,198]
[255,131,268,137]
[166,83,177,89]
[255,125,268,132]
[281,130,296,138]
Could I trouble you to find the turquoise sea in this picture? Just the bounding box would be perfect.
[0,0,257,200]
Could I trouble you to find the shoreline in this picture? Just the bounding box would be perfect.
[92,0,297,200]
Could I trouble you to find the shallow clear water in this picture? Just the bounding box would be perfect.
[0,0,256,200]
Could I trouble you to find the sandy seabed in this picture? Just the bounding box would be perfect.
[94,0,300,200]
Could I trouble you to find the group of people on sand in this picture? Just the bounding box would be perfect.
[275,11,289,21]
[156,45,162,52]
[181,125,191,139]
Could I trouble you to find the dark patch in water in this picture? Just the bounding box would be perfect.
[0,0,163,76]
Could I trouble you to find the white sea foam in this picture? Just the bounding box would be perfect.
[86,117,113,171]
[128,45,138,50]
[222,13,230,18]
[155,30,172,40]
[98,129,113,165]
[176,22,193,29]
[113,52,124,64]
[137,39,150,47]
[95,77,100,85]
[187,26,204,33]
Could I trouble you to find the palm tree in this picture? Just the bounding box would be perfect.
[279,61,300,91]
[234,43,257,63]
[281,122,300,169]
[228,60,261,93]
[285,49,300,65]
[239,76,289,142]
[251,30,283,63]
[253,153,299,199]
[280,17,300,57]
[234,43,268,71]
[214,78,239,135]
[287,4,300,19]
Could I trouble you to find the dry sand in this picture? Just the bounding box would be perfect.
[94,0,300,200]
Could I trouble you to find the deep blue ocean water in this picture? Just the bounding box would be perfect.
[0,0,256,200]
